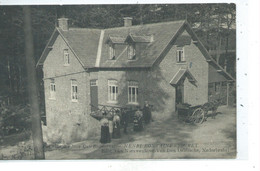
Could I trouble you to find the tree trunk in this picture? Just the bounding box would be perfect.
[23,6,45,159]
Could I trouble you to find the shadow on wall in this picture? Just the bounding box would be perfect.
[116,65,171,119]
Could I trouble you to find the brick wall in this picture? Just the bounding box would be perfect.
[43,35,99,144]
[154,30,209,113]
[42,29,218,143]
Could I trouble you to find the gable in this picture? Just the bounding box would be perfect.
[43,34,85,79]
[37,29,59,66]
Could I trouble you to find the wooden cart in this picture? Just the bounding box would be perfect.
[177,99,221,124]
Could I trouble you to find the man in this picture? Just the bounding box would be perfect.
[143,101,152,124]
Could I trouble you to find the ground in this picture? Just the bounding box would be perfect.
[0,106,236,159]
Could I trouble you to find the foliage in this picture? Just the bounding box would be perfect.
[0,100,31,136]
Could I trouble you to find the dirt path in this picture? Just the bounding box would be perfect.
[45,106,236,159]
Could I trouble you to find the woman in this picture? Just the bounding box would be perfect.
[143,101,152,124]
[133,107,144,132]
[112,111,121,139]
[100,112,111,144]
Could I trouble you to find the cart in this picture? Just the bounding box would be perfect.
[177,99,221,124]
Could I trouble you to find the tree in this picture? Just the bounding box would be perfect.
[23,6,45,159]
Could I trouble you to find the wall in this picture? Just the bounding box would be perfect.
[154,30,209,115]
[181,34,209,105]
[95,30,210,120]
[96,68,171,120]
[43,35,99,144]
[208,64,228,83]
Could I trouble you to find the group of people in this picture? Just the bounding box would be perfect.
[99,101,153,144]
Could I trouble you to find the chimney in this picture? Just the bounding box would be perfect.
[58,18,69,31]
[123,17,133,27]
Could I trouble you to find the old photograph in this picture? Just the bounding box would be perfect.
[0,4,236,159]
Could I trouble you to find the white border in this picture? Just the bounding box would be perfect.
[1,0,258,171]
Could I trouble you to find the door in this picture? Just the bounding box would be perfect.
[176,82,184,105]
[90,80,98,111]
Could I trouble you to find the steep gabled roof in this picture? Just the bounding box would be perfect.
[99,20,186,68]
[37,27,101,68]
[170,68,197,85]
[184,22,235,81]
[37,20,235,81]
[106,35,126,44]
[58,28,101,68]
[125,34,152,43]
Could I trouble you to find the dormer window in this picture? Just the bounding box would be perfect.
[63,49,69,66]
[109,44,116,60]
[177,47,185,62]
[127,44,136,60]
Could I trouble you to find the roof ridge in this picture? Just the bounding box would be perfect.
[104,20,186,30]
[64,20,186,31]
[68,27,101,31]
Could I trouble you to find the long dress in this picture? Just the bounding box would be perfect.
[121,110,129,133]
[112,115,121,139]
[133,110,143,132]
[100,118,111,144]
[143,104,151,124]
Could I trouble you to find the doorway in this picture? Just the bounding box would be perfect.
[90,80,98,111]
[176,80,184,105]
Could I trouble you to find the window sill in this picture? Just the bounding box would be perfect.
[71,99,78,103]
[127,102,139,105]
[176,61,186,64]
[127,59,137,61]
[107,101,118,104]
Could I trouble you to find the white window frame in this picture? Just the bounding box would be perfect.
[127,44,136,60]
[64,49,70,66]
[108,80,118,103]
[177,47,185,62]
[109,44,116,60]
[71,80,78,102]
[90,80,98,86]
[128,81,139,104]
[49,80,56,100]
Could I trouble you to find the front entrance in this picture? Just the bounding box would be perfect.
[176,81,184,105]
[90,80,98,111]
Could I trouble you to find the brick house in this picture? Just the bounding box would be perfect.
[37,17,235,144]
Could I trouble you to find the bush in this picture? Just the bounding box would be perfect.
[0,102,31,136]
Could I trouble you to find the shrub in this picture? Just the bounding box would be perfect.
[0,102,31,136]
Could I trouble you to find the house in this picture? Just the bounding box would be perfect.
[37,17,235,144]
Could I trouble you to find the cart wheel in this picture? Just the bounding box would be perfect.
[191,108,205,124]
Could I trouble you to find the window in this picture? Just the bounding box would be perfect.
[109,45,116,60]
[127,44,136,60]
[90,80,98,86]
[49,79,56,99]
[128,81,139,104]
[108,80,118,103]
[71,80,78,102]
[64,49,69,65]
[215,82,221,92]
[177,47,185,62]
